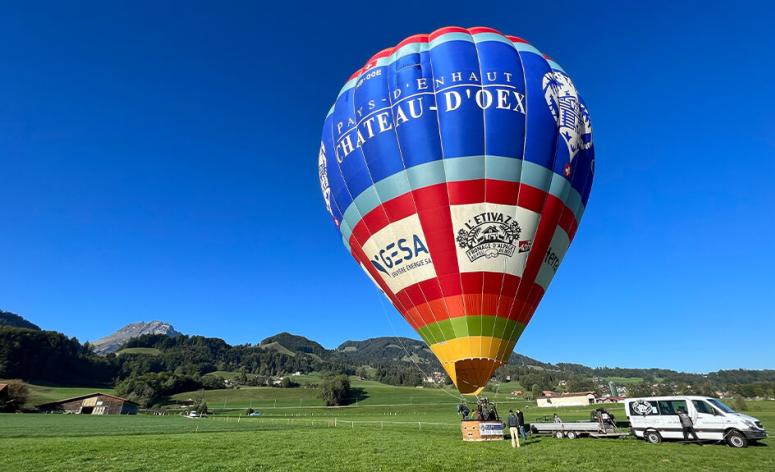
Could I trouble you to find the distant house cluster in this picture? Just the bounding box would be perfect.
[537,391,597,407]
[38,393,139,415]
[536,391,628,407]
[423,371,447,385]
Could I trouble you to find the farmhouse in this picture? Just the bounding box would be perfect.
[537,391,596,407]
[37,392,139,415]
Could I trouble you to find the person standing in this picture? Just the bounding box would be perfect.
[457,403,470,420]
[516,408,528,441]
[507,410,520,448]
[678,407,700,443]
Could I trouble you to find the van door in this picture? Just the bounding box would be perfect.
[656,399,687,439]
[691,400,725,440]
[628,400,660,438]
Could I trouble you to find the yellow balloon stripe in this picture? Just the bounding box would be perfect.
[429,336,517,395]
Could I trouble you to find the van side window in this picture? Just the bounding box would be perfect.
[692,400,717,415]
[657,400,687,415]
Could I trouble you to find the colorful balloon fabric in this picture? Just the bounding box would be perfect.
[318,26,594,395]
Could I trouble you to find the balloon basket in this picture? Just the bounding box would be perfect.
[460,421,504,441]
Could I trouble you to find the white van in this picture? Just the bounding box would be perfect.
[625,396,767,448]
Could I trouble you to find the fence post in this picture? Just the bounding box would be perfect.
[419,422,421,431]
[334,418,337,428]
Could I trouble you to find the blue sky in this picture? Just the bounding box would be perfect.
[1,1,773,372]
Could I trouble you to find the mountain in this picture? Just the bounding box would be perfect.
[260,332,328,359]
[91,321,181,355]
[3,317,774,397]
[336,337,437,365]
[260,333,556,370]
[0,310,41,330]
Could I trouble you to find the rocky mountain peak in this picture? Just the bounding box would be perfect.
[91,321,180,355]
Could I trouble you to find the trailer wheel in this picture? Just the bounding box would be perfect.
[554,431,565,439]
[644,430,662,444]
[725,430,748,448]
[566,431,578,439]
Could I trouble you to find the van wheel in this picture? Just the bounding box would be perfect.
[644,430,662,444]
[726,431,748,448]
[566,431,578,439]
[554,431,564,439]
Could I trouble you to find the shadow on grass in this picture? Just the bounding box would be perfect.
[343,388,369,406]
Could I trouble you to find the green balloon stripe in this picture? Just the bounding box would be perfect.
[417,315,525,344]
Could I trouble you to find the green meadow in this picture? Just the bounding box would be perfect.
[1,377,772,471]
[22,384,116,408]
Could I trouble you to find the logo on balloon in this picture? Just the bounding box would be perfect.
[370,234,431,278]
[318,142,337,226]
[456,212,532,262]
[542,71,593,164]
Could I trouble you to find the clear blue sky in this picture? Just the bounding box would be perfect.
[1,1,773,372]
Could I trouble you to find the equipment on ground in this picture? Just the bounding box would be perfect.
[461,420,504,441]
[530,408,628,439]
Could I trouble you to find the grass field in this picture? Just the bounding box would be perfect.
[171,376,529,412]
[0,401,772,472]
[19,384,116,408]
[2,374,773,472]
[115,347,161,356]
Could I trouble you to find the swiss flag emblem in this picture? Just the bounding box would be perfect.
[563,163,572,177]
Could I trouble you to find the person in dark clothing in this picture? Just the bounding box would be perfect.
[474,405,484,421]
[457,403,470,420]
[516,408,528,441]
[677,408,700,443]
[487,408,497,421]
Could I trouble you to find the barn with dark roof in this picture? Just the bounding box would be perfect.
[37,392,139,415]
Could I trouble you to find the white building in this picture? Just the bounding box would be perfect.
[536,391,596,408]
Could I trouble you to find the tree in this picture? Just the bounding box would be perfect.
[200,375,226,390]
[237,369,248,384]
[0,382,29,412]
[628,382,654,397]
[193,398,208,415]
[279,377,298,388]
[356,367,370,380]
[530,384,541,400]
[319,374,351,406]
[731,397,747,411]
[565,377,596,393]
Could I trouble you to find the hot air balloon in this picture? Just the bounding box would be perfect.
[318,26,594,395]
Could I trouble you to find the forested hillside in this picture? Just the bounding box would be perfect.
[1,318,774,408]
[0,310,40,330]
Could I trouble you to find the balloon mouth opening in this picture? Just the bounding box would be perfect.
[451,358,501,395]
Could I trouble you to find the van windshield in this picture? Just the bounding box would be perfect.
[707,398,735,414]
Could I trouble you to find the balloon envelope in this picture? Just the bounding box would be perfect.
[318,26,594,394]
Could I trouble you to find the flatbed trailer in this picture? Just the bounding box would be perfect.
[530,419,630,439]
